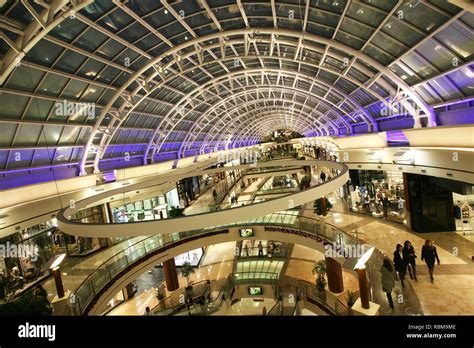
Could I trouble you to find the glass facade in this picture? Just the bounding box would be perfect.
[112,196,168,223]
[0,220,64,299]
[347,169,406,224]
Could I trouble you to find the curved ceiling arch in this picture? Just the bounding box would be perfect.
[0,1,470,177]
[195,108,330,155]
[177,88,350,154]
[178,95,343,153]
[77,27,438,174]
[153,67,381,151]
[209,109,332,148]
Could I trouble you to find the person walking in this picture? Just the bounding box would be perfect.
[382,194,390,219]
[403,240,417,281]
[393,243,406,288]
[320,171,326,183]
[212,189,218,203]
[363,193,371,214]
[258,241,264,258]
[380,258,398,310]
[421,239,440,283]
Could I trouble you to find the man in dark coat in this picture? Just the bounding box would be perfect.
[393,243,406,287]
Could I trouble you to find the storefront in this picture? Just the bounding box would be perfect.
[453,188,473,233]
[67,206,109,255]
[0,219,65,299]
[174,248,204,266]
[176,176,201,206]
[111,195,168,223]
[346,169,406,224]
[406,174,472,233]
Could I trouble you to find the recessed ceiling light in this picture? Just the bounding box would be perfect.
[164,9,168,14]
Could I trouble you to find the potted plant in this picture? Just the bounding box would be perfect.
[168,206,185,218]
[180,261,195,297]
[299,175,311,190]
[312,260,327,292]
[156,290,166,310]
[313,197,333,216]
[347,290,357,309]
[345,290,357,315]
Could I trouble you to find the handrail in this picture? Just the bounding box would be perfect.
[296,279,342,316]
[151,279,212,315]
[230,271,280,284]
[70,209,364,315]
[266,299,283,316]
[71,229,228,315]
[236,245,289,258]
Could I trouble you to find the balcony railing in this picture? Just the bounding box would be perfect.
[68,210,368,315]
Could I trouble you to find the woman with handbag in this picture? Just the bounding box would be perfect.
[403,240,417,281]
[393,243,406,288]
[380,258,399,310]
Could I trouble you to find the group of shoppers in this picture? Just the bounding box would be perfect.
[381,239,440,310]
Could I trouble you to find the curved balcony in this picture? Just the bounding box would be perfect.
[57,159,348,237]
[68,211,371,316]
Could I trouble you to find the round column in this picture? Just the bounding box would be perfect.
[356,268,370,309]
[163,258,179,291]
[325,257,344,293]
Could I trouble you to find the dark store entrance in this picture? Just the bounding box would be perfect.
[406,174,467,233]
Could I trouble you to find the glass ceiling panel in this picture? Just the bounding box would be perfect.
[54,51,88,74]
[14,124,42,146]
[24,99,55,121]
[0,0,470,177]
[428,77,464,100]
[445,66,474,96]
[396,2,449,33]
[435,22,474,60]
[401,53,438,80]
[50,18,88,43]
[98,8,135,33]
[0,125,16,147]
[6,66,45,93]
[26,40,64,67]
[381,19,424,47]
[347,2,384,27]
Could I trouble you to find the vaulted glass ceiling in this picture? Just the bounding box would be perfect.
[0,0,472,176]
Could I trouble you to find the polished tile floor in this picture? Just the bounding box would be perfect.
[42,189,474,316]
[42,236,147,302]
[304,193,474,316]
[215,297,276,315]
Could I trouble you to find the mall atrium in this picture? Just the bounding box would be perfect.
[0,0,473,320]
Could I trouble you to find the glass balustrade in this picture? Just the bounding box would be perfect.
[70,211,362,315]
[62,162,340,226]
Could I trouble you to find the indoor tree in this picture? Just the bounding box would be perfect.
[313,197,333,216]
[168,206,185,218]
[312,259,327,292]
[180,261,195,289]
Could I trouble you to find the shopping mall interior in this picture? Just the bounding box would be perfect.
[0,0,473,322]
